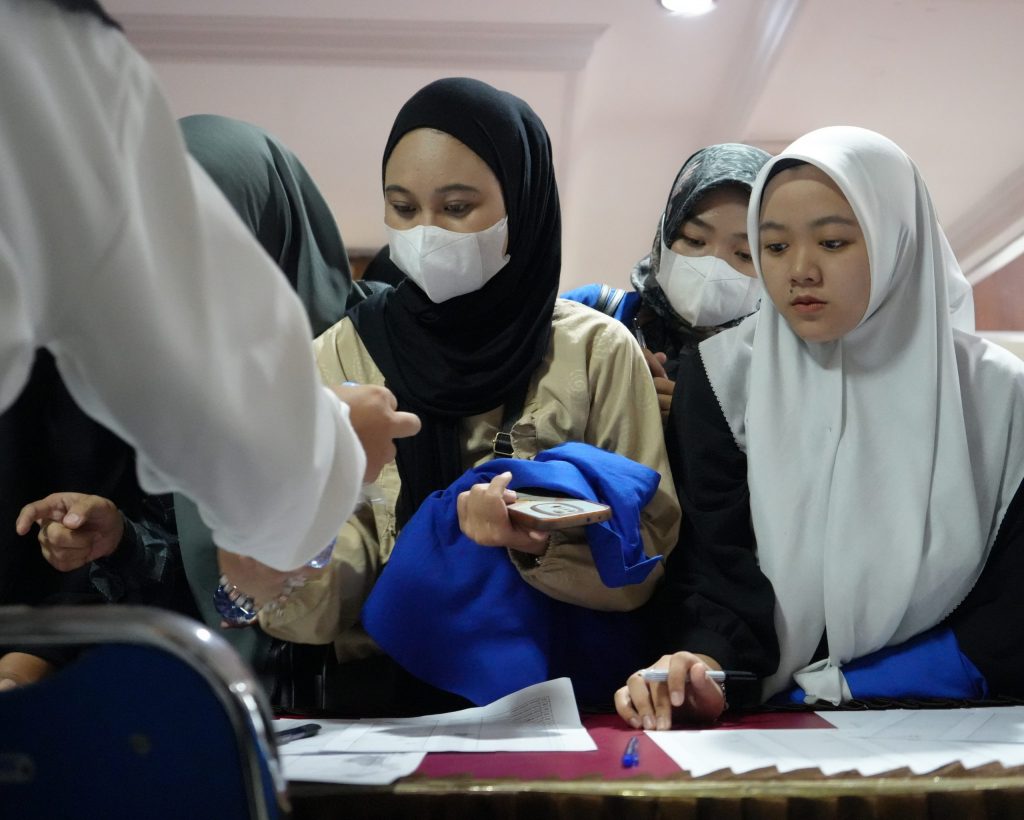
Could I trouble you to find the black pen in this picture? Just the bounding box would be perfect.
[633,319,648,350]
[275,722,322,746]
[640,669,756,684]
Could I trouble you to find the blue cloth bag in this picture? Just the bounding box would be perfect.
[773,626,989,704]
[362,442,662,706]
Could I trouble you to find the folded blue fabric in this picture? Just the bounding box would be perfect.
[772,626,989,704]
[362,442,661,705]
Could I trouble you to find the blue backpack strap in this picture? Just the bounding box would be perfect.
[604,287,627,317]
[593,284,627,318]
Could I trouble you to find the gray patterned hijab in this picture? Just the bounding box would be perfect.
[631,143,771,344]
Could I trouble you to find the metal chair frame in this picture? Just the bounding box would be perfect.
[0,604,289,819]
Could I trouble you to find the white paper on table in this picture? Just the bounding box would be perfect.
[281,752,426,785]
[646,724,1024,778]
[815,710,910,734]
[819,706,1024,744]
[646,729,898,777]
[319,677,595,754]
[275,678,595,755]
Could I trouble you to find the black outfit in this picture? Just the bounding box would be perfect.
[0,351,196,664]
[657,353,1024,704]
[348,77,561,526]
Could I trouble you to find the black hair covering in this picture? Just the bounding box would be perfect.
[43,0,121,28]
[349,77,561,524]
[180,114,369,336]
[360,245,406,288]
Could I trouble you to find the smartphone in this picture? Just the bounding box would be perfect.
[506,492,613,531]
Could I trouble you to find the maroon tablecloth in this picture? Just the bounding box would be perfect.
[289,710,1024,819]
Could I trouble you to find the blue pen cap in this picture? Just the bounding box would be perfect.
[621,735,640,767]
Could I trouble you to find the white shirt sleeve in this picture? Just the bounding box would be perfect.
[0,5,365,570]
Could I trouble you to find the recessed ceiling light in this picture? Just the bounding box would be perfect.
[659,0,717,16]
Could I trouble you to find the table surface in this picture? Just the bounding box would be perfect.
[288,710,1024,817]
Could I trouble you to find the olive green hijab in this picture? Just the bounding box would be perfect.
[180,113,373,335]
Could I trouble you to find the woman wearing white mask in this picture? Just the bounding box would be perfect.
[258,78,680,713]
[615,126,1024,731]
[563,144,770,420]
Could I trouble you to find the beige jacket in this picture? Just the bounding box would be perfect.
[261,299,680,659]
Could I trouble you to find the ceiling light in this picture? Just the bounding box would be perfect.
[659,0,717,16]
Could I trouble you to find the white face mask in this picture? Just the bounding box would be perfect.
[385,217,511,304]
[655,239,761,327]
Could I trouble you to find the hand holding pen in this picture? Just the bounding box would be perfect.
[633,320,674,422]
[614,652,738,731]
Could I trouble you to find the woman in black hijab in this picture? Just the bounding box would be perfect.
[258,78,680,714]
[350,77,561,523]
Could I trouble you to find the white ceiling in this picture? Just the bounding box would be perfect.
[107,0,1024,291]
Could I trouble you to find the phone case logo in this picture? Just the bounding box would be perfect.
[529,501,585,516]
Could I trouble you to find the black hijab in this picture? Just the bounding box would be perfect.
[360,245,406,288]
[349,77,561,523]
[180,114,370,336]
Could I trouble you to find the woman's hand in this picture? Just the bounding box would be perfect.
[456,471,550,555]
[640,348,675,422]
[614,652,725,730]
[217,548,321,611]
[0,652,55,692]
[331,383,421,483]
[16,492,124,572]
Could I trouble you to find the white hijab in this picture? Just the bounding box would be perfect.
[701,126,1024,703]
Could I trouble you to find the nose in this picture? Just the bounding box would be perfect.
[790,247,821,286]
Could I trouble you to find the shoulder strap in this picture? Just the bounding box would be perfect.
[492,381,529,458]
[605,287,627,317]
[594,284,626,318]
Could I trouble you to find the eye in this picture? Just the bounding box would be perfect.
[680,233,705,249]
[444,201,473,216]
[821,239,849,250]
[388,201,416,217]
[763,242,788,254]
[736,250,753,263]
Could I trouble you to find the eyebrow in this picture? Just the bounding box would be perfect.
[383,183,481,196]
[759,215,858,231]
[683,215,749,240]
[435,183,480,195]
